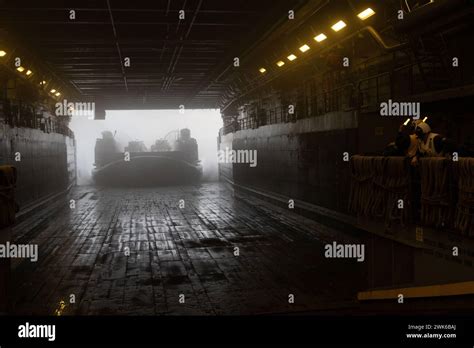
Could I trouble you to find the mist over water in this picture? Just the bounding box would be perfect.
[69,109,223,185]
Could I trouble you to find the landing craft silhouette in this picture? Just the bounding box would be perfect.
[92,128,202,186]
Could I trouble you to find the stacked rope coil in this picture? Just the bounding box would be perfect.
[349,155,374,216]
[419,158,454,229]
[349,156,411,226]
[454,158,474,236]
[382,157,411,226]
[370,157,387,219]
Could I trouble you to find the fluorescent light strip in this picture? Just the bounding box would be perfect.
[358,8,375,20]
[331,20,347,32]
[314,33,327,42]
[299,44,310,53]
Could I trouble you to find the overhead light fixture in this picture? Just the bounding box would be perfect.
[331,20,347,32]
[299,44,310,53]
[26,70,33,76]
[0,50,6,57]
[50,89,56,93]
[17,66,25,72]
[357,8,375,20]
[55,92,61,97]
[314,33,327,42]
[259,67,266,73]
[276,60,285,67]
[287,54,297,61]
[40,80,46,85]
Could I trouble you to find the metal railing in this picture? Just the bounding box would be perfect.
[222,54,440,135]
[1,102,74,138]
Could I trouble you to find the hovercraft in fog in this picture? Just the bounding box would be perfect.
[92,129,202,186]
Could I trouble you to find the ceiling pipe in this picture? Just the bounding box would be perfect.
[220,25,408,112]
[164,0,202,91]
[189,0,311,104]
[393,0,466,32]
[106,0,128,92]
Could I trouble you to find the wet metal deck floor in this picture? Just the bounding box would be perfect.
[10,183,365,315]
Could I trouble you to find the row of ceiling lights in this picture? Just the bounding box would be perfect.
[258,7,376,74]
[0,49,62,97]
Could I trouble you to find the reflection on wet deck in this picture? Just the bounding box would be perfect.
[10,182,474,315]
[10,183,365,315]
